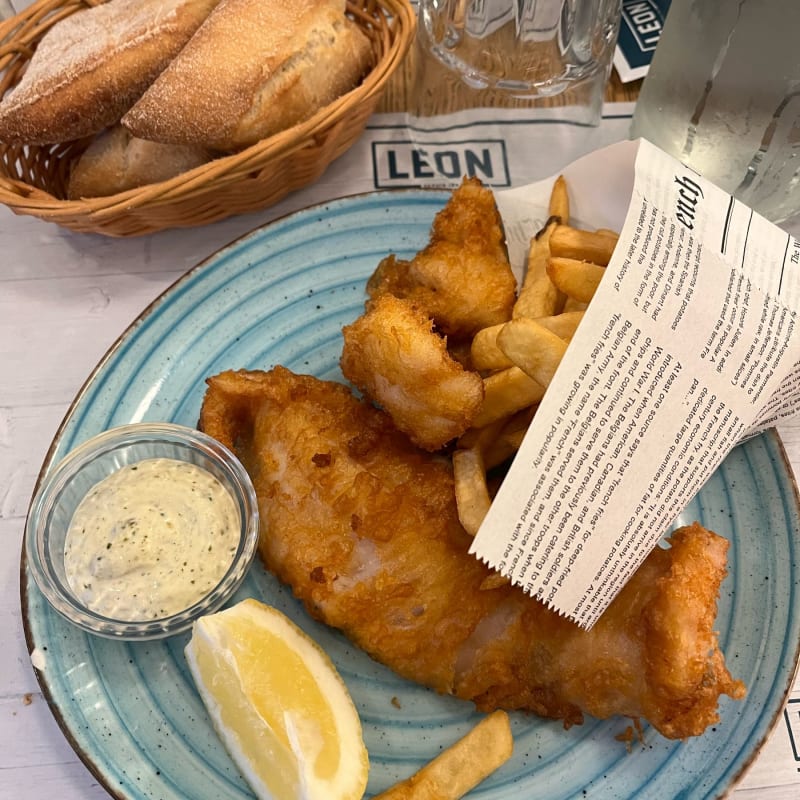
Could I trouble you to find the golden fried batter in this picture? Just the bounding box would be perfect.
[366,177,517,340]
[340,294,484,451]
[199,367,745,740]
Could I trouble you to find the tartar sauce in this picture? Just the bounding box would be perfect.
[64,458,240,621]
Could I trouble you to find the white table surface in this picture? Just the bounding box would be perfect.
[3,4,800,798]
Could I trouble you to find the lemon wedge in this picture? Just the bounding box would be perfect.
[184,598,369,800]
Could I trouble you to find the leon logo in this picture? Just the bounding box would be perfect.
[372,139,510,188]
[621,0,666,52]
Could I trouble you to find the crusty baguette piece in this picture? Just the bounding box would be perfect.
[122,0,374,152]
[67,125,211,199]
[0,0,221,145]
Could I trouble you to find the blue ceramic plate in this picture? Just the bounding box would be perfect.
[22,191,800,799]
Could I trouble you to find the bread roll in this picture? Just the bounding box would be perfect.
[67,126,211,199]
[0,0,221,145]
[122,0,374,152]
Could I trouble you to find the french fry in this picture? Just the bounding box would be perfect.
[562,297,589,313]
[469,308,584,372]
[512,175,570,320]
[484,427,527,468]
[497,317,569,388]
[453,408,537,537]
[470,322,513,371]
[547,257,605,304]
[473,366,546,427]
[513,218,562,320]
[458,407,534,470]
[373,711,514,800]
[549,225,619,266]
[482,406,536,469]
[456,415,508,452]
[548,174,570,220]
[470,311,582,372]
[453,448,492,536]
[536,309,584,342]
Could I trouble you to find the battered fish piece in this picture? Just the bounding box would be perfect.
[199,367,745,740]
[366,177,517,341]
[340,294,484,451]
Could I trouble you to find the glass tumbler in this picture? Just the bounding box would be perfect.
[414,0,623,126]
[631,0,800,224]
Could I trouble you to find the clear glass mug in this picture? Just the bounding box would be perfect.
[631,0,800,224]
[414,0,623,126]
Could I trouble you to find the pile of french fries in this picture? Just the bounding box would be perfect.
[454,176,620,537]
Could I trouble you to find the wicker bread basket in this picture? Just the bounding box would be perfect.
[0,0,416,236]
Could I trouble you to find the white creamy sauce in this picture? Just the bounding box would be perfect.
[64,458,240,621]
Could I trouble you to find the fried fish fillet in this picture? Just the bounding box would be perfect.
[340,294,484,451]
[199,367,745,740]
[366,177,517,341]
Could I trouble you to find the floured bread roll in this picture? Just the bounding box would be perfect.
[0,0,221,145]
[67,126,211,199]
[122,0,374,152]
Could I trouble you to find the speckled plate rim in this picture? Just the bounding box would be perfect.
[18,188,800,800]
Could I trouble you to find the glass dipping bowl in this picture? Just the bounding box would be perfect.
[24,422,260,640]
